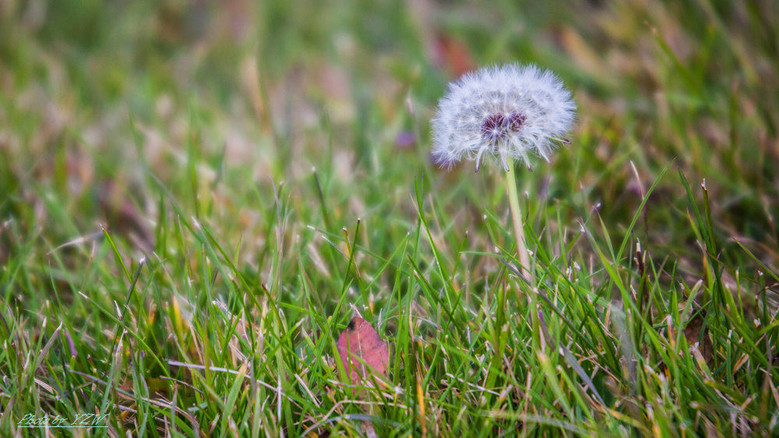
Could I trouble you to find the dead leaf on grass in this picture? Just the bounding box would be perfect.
[434,34,475,77]
[336,317,388,385]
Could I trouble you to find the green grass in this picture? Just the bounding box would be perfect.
[1,0,778,436]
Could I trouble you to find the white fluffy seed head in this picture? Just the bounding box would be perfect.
[431,64,576,171]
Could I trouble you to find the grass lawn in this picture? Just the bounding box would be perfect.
[1,0,778,436]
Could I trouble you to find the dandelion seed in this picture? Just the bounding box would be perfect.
[431,64,576,171]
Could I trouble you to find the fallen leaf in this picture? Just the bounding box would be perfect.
[336,317,388,385]
[434,34,476,77]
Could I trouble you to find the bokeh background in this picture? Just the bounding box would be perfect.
[2,0,777,268]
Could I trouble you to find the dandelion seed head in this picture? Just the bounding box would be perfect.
[431,64,576,171]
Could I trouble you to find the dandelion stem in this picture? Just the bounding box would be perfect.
[505,158,532,283]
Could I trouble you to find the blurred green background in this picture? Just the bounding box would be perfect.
[2,0,777,263]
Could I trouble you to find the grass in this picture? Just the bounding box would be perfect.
[1,0,778,436]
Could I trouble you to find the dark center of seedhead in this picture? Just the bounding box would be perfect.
[480,111,526,143]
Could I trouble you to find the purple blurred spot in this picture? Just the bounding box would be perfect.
[395,131,416,150]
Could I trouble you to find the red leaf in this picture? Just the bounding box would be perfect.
[434,34,476,77]
[336,317,388,385]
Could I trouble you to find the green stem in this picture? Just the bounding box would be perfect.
[505,159,532,283]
